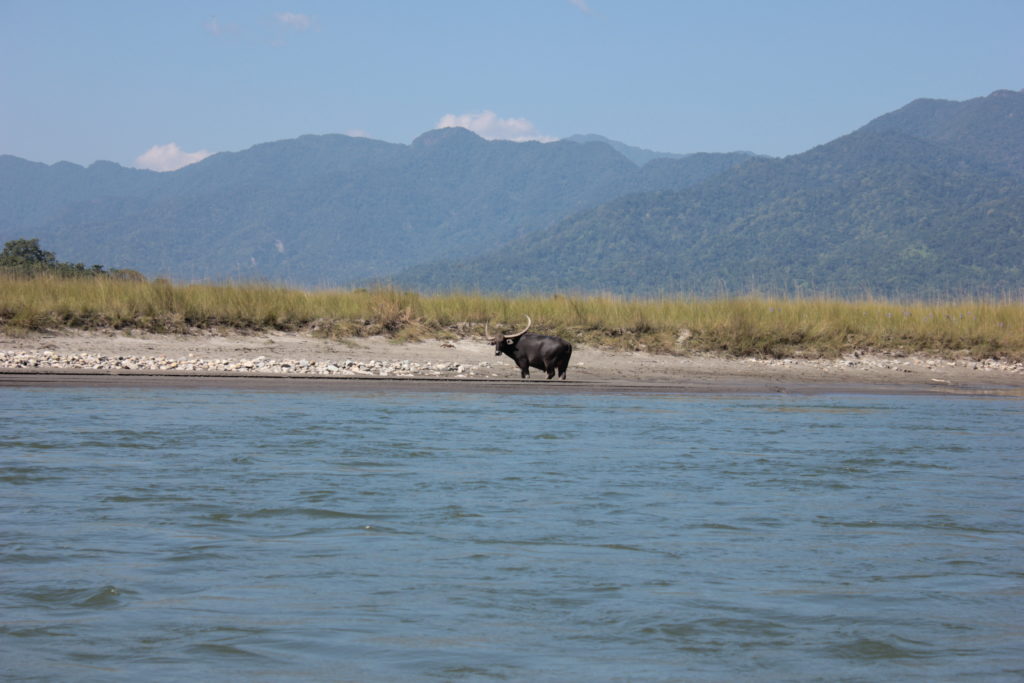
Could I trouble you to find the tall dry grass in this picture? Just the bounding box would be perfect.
[2,274,1022,360]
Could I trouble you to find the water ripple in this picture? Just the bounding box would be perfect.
[1,387,1021,680]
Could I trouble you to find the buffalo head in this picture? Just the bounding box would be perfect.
[484,315,532,356]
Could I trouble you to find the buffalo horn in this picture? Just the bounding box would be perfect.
[503,315,532,340]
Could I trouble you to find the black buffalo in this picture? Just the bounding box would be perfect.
[485,315,572,380]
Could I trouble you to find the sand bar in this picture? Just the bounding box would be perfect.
[3,330,1023,397]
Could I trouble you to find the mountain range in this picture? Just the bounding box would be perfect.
[1,89,1021,297]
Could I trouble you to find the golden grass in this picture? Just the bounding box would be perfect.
[2,274,1022,360]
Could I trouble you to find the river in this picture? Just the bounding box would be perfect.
[1,385,1022,680]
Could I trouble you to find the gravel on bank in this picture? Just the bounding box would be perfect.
[2,347,1023,381]
[0,350,496,378]
[3,331,1024,395]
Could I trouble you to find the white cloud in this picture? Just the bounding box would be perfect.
[435,110,556,142]
[568,0,592,13]
[203,16,238,36]
[204,17,224,35]
[345,128,370,138]
[134,143,212,172]
[276,12,312,30]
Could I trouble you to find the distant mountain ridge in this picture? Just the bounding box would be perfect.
[563,133,758,168]
[395,89,1024,297]
[859,88,1024,175]
[563,134,687,166]
[0,130,751,283]
[1,88,1021,297]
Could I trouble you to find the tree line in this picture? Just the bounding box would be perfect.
[0,238,144,280]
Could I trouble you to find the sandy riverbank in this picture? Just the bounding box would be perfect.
[3,329,1024,396]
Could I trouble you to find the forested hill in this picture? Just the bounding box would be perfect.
[858,89,1024,175]
[2,89,1021,296]
[566,134,699,166]
[395,89,1024,298]
[0,130,749,284]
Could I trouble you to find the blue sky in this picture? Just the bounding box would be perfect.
[2,0,1021,170]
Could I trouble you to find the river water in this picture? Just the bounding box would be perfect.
[1,385,1022,681]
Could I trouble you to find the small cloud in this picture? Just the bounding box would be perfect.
[204,16,238,36]
[567,0,592,13]
[435,111,556,142]
[345,129,370,138]
[204,17,223,34]
[134,143,212,172]
[276,12,312,30]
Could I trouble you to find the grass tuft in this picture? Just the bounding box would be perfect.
[2,274,1022,361]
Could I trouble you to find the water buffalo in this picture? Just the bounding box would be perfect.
[485,315,572,380]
